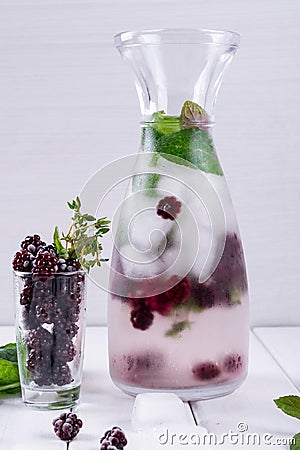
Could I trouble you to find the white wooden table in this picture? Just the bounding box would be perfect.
[0,327,299,449]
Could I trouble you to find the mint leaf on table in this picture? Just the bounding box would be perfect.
[291,433,300,450]
[274,396,300,420]
[0,343,18,363]
[0,343,20,395]
[154,128,223,176]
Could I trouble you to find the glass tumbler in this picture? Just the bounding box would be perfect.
[13,270,86,409]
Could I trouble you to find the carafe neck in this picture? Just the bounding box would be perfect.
[115,28,240,119]
[140,118,215,153]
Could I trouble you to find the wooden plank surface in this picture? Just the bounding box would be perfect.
[191,332,299,448]
[0,327,299,449]
[254,327,300,392]
[0,0,300,328]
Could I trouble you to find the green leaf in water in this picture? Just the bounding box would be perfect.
[165,320,192,338]
[155,128,223,176]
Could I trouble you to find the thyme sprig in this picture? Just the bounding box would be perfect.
[53,197,110,272]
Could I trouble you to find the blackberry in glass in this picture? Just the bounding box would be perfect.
[14,270,86,409]
[32,251,59,279]
[13,249,33,272]
[21,234,46,256]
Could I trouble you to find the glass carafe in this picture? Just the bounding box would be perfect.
[108,29,249,400]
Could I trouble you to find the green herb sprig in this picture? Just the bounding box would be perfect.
[54,197,110,273]
[274,395,300,449]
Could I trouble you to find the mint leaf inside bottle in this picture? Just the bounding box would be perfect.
[136,101,223,195]
[155,128,223,176]
[180,100,209,130]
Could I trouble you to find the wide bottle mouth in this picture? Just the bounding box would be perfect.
[114,28,240,117]
[114,28,240,49]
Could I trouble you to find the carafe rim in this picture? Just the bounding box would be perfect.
[114,28,240,49]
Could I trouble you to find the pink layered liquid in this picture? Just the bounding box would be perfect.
[109,296,248,390]
[108,162,249,400]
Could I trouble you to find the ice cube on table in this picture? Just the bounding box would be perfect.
[132,393,199,429]
[130,393,207,450]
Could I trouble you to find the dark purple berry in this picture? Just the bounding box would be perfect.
[54,338,76,363]
[130,303,154,330]
[38,244,58,257]
[32,251,58,280]
[27,326,53,351]
[16,260,84,387]
[223,353,243,372]
[52,362,73,386]
[212,233,247,304]
[26,347,51,375]
[12,250,33,272]
[21,234,46,256]
[100,426,127,450]
[156,196,182,220]
[20,279,33,309]
[36,298,62,324]
[52,412,83,441]
[115,352,163,375]
[55,321,79,339]
[192,361,221,380]
[192,282,215,308]
[58,257,81,273]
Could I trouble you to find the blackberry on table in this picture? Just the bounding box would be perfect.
[21,234,46,256]
[32,251,58,280]
[52,412,83,441]
[13,250,33,272]
[100,426,127,450]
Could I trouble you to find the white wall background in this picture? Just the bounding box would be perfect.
[0,0,299,326]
